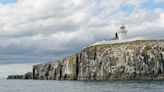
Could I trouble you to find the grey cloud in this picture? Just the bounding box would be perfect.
[0,0,163,64]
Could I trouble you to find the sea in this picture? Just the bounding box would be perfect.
[0,78,164,92]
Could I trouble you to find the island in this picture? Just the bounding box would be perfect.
[7,25,164,80]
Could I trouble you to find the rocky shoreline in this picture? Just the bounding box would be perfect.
[7,40,164,80]
[7,72,33,79]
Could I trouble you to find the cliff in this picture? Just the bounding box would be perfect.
[8,40,164,80]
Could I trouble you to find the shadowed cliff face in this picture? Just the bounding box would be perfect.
[8,40,164,80]
[33,56,78,80]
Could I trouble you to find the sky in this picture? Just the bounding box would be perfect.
[0,0,16,4]
[0,0,164,77]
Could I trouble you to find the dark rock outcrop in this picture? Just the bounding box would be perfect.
[7,75,24,79]
[7,40,164,80]
[24,72,33,79]
[7,72,33,80]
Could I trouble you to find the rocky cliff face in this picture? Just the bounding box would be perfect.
[8,40,164,80]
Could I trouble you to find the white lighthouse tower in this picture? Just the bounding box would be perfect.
[117,25,128,40]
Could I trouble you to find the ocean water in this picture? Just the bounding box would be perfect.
[0,79,164,92]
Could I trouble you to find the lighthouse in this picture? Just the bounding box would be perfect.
[117,25,128,40]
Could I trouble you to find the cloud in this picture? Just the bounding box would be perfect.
[0,0,163,64]
[0,64,34,78]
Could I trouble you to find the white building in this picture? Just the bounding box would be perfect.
[117,25,128,40]
[88,25,159,47]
